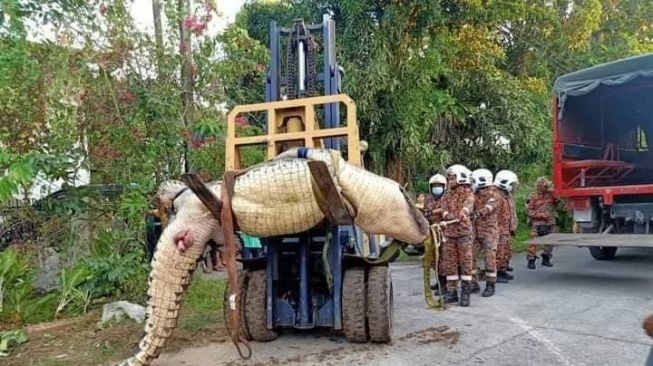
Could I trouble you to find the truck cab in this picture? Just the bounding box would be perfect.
[552,54,653,259]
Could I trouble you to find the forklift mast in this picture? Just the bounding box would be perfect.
[221,15,392,340]
[266,15,343,149]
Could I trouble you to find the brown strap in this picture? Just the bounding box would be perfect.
[307,160,354,225]
[221,171,251,360]
[181,174,223,223]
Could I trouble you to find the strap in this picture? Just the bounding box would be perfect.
[423,224,445,309]
[221,171,251,360]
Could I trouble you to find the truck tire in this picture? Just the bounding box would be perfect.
[589,246,618,260]
[367,265,393,343]
[244,270,278,341]
[343,267,369,342]
[223,271,252,341]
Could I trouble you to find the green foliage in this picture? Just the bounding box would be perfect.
[0,329,28,357]
[83,228,149,302]
[0,248,24,313]
[230,0,652,184]
[0,248,55,324]
[55,262,93,317]
[178,276,225,331]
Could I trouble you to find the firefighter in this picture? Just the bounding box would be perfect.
[424,174,447,293]
[471,169,500,297]
[494,170,519,283]
[526,177,557,269]
[441,165,475,306]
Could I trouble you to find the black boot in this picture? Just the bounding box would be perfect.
[460,281,471,307]
[443,289,459,303]
[497,271,513,282]
[482,282,495,297]
[471,281,481,294]
[541,254,553,267]
[527,259,536,269]
[506,265,514,272]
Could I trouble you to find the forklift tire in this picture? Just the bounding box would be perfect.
[223,271,252,341]
[366,265,393,342]
[244,270,278,341]
[343,267,369,342]
[589,246,618,260]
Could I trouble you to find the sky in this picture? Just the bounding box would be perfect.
[129,0,247,36]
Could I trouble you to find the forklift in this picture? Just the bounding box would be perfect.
[223,15,395,343]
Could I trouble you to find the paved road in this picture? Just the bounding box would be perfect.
[157,246,653,366]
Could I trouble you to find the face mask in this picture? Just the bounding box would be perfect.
[431,186,444,196]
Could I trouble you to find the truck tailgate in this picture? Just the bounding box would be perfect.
[528,233,653,248]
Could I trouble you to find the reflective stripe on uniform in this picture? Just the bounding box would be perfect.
[460,275,473,281]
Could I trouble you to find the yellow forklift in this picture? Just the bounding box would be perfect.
[223,15,394,343]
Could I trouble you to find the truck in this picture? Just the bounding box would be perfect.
[540,53,653,259]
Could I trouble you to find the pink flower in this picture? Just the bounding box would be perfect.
[235,116,248,127]
[191,21,207,35]
[183,16,197,30]
[121,91,136,104]
[130,127,144,141]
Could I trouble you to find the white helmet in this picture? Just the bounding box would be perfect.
[494,170,519,192]
[446,164,472,185]
[428,174,447,186]
[471,169,493,191]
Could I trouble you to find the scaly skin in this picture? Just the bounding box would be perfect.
[118,186,219,366]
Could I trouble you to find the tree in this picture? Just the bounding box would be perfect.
[228,0,652,186]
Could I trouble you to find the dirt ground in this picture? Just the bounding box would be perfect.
[4,310,229,366]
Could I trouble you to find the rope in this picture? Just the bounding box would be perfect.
[423,225,444,309]
[222,171,252,360]
[322,232,333,292]
[422,220,458,309]
[350,226,401,265]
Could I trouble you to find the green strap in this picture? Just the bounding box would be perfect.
[423,226,445,309]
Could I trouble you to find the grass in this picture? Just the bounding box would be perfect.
[178,275,226,331]
[513,181,533,253]
[4,275,228,366]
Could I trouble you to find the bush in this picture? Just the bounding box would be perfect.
[0,248,55,325]
[55,262,94,317]
[83,227,149,303]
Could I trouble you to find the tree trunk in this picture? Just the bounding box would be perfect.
[152,0,164,73]
[386,154,405,185]
[178,0,193,173]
